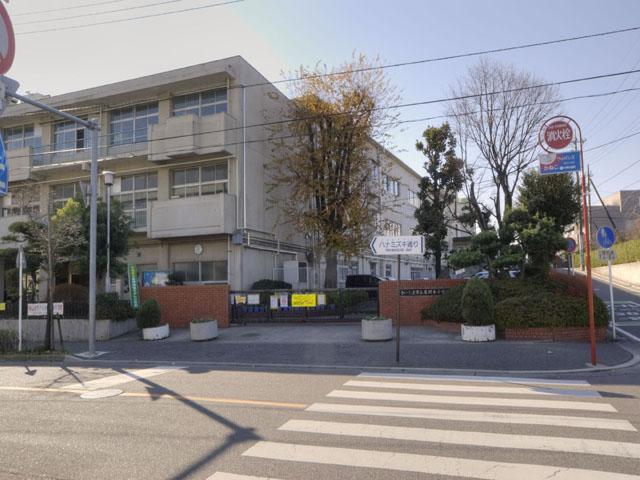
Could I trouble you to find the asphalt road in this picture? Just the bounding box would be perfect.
[591,275,640,341]
[2,363,640,479]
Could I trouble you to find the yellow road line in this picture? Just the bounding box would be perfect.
[0,385,307,409]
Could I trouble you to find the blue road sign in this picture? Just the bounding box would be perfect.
[566,238,577,253]
[596,226,615,249]
[0,133,7,196]
[539,150,581,176]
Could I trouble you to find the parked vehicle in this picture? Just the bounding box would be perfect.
[345,274,384,288]
[508,269,521,278]
[473,270,490,279]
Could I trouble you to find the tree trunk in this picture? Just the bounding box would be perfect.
[434,247,442,279]
[324,249,338,288]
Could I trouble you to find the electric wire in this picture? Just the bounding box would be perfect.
[12,0,128,17]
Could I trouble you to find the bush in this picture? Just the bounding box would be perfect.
[327,290,369,308]
[97,293,136,321]
[461,278,494,326]
[421,284,465,323]
[574,239,640,268]
[0,329,19,353]
[495,292,609,331]
[52,283,88,303]
[251,279,292,290]
[136,299,161,329]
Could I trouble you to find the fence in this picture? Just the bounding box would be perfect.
[0,301,89,320]
[229,288,379,324]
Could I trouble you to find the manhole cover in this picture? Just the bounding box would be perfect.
[80,389,123,399]
[240,333,260,338]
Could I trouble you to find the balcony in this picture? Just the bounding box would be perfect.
[147,193,236,239]
[7,147,35,182]
[147,112,237,162]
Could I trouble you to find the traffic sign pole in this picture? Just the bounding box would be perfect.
[17,246,23,352]
[608,256,616,340]
[396,254,400,363]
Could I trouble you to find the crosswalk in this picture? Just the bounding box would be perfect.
[208,372,640,479]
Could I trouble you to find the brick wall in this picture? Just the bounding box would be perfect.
[140,285,230,328]
[379,279,466,325]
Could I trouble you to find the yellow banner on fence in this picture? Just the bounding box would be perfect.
[291,293,317,308]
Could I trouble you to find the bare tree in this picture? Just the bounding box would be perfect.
[267,54,400,287]
[449,58,560,228]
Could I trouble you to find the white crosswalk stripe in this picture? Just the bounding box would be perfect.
[208,373,640,479]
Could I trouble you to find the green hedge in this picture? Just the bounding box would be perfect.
[421,285,465,323]
[327,290,369,308]
[136,299,161,329]
[251,279,292,290]
[573,238,640,268]
[495,292,609,331]
[96,293,136,321]
[461,279,494,326]
[0,329,18,353]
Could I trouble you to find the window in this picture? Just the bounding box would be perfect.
[114,172,158,228]
[383,175,400,196]
[172,88,227,117]
[53,121,89,152]
[385,264,392,277]
[109,103,159,145]
[382,219,401,236]
[52,182,80,211]
[2,187,40,217]
[408,190,420,208]
[3,125,38,151]
[173,260,227,282]
[171,163,227,198]
[369,262,377,276]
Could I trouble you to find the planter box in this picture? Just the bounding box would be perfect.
[461,324,496,342]
[142,324,170,341]
[190,320,218,341]
[362,318,393,341]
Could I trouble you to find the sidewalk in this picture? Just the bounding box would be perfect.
[64,323,639,373]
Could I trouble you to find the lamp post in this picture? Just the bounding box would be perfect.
[103,171,114,293]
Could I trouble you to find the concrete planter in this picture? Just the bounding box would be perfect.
[362,318,393,341]
[190,320,218,341]
[461,324,496,342]
[142,324,170,341]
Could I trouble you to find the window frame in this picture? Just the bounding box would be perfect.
[170,163,228,199]
[109,102,159,146]
[113,172,158,228]
[172,260,228,283]
[3,125,36,151]
[171,87,228,117]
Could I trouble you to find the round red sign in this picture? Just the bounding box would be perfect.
[543,120,573,151]
[0,3,15,75]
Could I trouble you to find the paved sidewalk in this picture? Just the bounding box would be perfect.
[64,323,638,372]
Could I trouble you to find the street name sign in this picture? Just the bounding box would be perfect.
[0,3,14,75]
[596,226,615,249]
[538,151,581,175]
[370,235,425,255]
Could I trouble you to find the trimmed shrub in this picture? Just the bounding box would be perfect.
[96,293,136,321]
[136,299,161,329]
[52,283,88,303]
[461,278,494,326]
[421,284,465,323]
[327,290,369,308]
[0,329,18,353]
[495,292,609,331]
[251,279,292,290]
[574,239,640,268]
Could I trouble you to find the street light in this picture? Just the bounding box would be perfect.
[103,171,114,293]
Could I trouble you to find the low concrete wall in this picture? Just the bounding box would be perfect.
[593,262,640,287]
[0,318,137,342]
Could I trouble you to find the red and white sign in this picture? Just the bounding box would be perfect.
[542,120,573,151]
[0,3,15,75]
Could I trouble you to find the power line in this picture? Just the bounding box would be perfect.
[14,0,187,26]
[15,0,245,35]
[585,128,640,153]
[597,157,640,186]
[12,0,128,17]
[7,70,640,164]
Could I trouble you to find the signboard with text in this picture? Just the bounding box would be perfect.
[538,151,581,175]
[370,235,425,256]
[291,293,317,308]
[128,264,139,309]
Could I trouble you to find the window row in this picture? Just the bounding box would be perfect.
[2,87,229,151]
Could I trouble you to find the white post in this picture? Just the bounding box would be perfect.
[88,126,99,356]
[17,246,23,352]
[608,255,616,340]
[105,184,111,293]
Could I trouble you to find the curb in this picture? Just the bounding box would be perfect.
[583,270,640,294]
[61,345,640,376]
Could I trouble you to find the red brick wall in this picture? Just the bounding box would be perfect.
[140,285,230,328]
[379,279,466,325]
[504,326,607,342]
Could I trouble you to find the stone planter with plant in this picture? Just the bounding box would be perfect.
[460,278,496,342]
[190,318,218,341]
[361,315,393,341]
[137,299,169,341]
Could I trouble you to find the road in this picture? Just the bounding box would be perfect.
[591,275,640,341]
[2,363,640,479]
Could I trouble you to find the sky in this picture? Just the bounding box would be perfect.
[5,0,640,199]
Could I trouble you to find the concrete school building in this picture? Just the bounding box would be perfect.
[0,56,430,298]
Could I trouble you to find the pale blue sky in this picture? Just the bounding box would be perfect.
[7,0,640,197]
